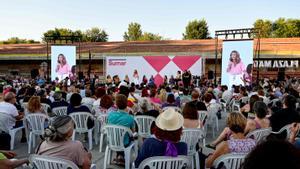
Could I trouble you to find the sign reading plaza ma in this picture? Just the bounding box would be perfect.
[254,59,299,68]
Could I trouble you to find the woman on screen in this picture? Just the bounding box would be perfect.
[55,54,70,81]
[226,50,245,87]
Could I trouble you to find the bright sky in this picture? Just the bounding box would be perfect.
[0,0,299,41]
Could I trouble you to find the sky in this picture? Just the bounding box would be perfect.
[0,0,299,41]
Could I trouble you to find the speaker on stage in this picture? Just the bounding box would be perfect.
[31,69,39,79]
[208,70,214,80]
[277,68,285,81]
[78,71,84,80]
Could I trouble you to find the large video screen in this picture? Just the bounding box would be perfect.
[51,46,76,82]
[221,40,253,87]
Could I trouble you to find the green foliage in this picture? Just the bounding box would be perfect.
[183,19,210,39]
[139,32,163,41]
[253,19,272,38]
[254,18,300,38]
[42,27,108,42]
[123,22,143,41]
[0,37,39,44]
[85,27,108,42]
[123,22,164,41]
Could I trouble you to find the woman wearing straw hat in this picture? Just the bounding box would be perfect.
[134,108,188,168]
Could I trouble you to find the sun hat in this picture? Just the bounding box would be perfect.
[155,107,184,131]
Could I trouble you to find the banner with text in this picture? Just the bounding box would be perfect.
[106,56,202,86]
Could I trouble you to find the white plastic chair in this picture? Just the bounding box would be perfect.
[96,113,109,152]
[162,106,181,113]
[135,155,189,169]
[22,102,29,115]
[198,111,208,125]
[0,112,24,150]
[271,124,296,140]
[29,154,97,169]
[69,112,95,150]
[41,103,51,114]
[25,113,48,153]
[206,104,220,137]
[240,97,249,104]
[181,128,205,169]
[246,127,272,143]
[213,153,246,169]
[103,124,137,169]
[134,115,155,139]
[52,106,68,116]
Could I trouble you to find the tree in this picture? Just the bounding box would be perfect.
[140,32,163,41]
[1,37,39,44]
[85,27,108,42]
[253,19,272,38]
[183,19,210,39]
[123,22,142,41]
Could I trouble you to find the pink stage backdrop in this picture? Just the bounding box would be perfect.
[106,56,202,85]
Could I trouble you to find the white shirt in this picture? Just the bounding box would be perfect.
[0,102,18,129]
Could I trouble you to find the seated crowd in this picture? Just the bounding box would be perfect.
[0,74,300,169]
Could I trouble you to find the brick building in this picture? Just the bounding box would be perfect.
[0,38,299,79]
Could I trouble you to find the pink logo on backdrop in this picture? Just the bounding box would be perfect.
[143,56,201,85]
[172,56,200,71]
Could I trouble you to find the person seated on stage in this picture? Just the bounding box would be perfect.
[36,116,92,169]
[206,113,256,168]
[134,108,187,168]
[0,150,28,169]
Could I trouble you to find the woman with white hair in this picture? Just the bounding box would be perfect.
[36,115,92,169]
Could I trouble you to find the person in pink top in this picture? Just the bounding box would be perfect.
[226,50,245,87]
[55,54,70,81]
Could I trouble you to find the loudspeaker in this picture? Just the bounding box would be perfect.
[208,70,214,80]
[277,68,285,81]
[31,69,39,79]
[78,71,84,80]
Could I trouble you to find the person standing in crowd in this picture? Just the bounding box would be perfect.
[226,50,245,87]
[182,70,191,89]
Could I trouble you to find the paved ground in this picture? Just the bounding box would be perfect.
[12,113,227,169]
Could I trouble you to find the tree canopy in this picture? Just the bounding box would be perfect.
[183,19,210,39]
[42,27,108,42]
[123,22,163,41]
[254,18,300,38]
